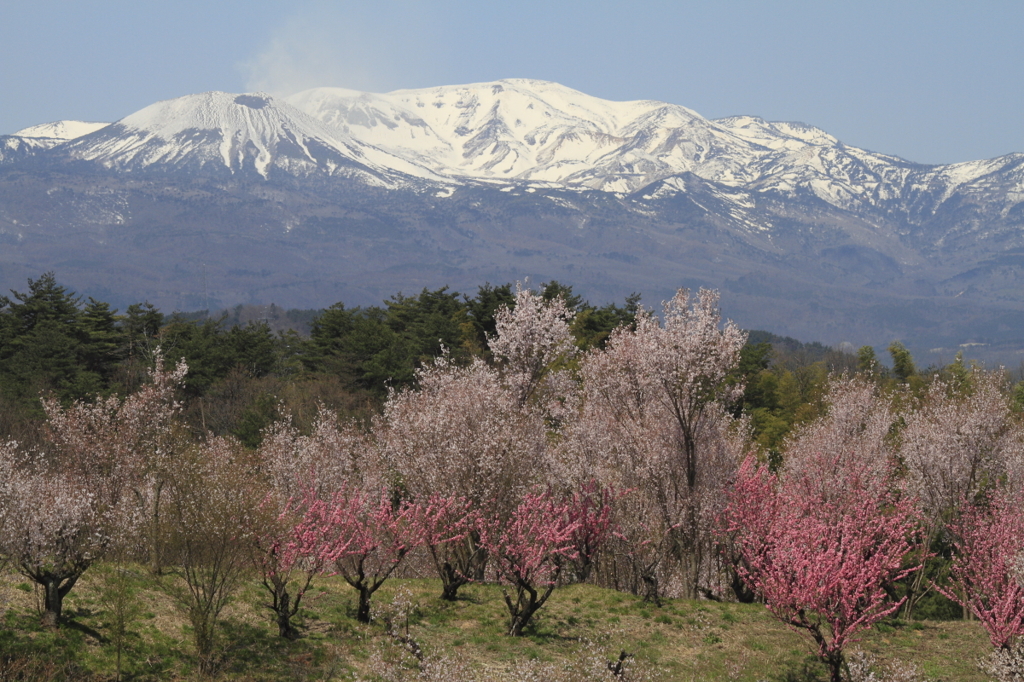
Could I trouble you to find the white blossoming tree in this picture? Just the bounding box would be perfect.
[1,444,122,627]
[564,288,747,600]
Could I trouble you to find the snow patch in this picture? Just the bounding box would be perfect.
[13,120,109,140]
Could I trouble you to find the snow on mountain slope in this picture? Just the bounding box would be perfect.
[287,79,849,192]
[1,121,111,164]
[13,120,109,141]
[288,79,1019,215]
[289,79,776,192]
[5,80,1019,225]
[55,91,440,183]
[714,116,838,150]
[0,135,58,163]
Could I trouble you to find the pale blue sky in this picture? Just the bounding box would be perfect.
[2,0,1021,165]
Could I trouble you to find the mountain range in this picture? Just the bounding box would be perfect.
[1,79,1023,362]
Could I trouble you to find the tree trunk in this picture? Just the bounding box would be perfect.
[39,573,78,628]
[729,564,756,603]
[357,585,373,623]
[827,653,844,682]
[641,571,661,607]
[42,578,64,628]
[440,561,469,601]
[683,550,700,601]
[264,574,301,639]
[505,584,541,637]
[148,481,164,575]
[263,571,313,639]
[504,579,558,636]
[468,538,488,581]
[804,619,843,682]
[275,588,299,639]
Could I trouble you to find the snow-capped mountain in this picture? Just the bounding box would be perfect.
[6,79,1020,220]
[47,92,441,184]
[287,79,789,192]
[14,120,110,141]
[2,79,1023,361]
[1,120,110,164]
[285,79,1023,218]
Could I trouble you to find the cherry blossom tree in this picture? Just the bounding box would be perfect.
[488,282,578,408]
[376,284,581,590]
[901,372,1019,606]
[259,405,369,500]
[379,354,547,511]
[0,359,185,627]
[898,371,1021,615]
[564,288,746,599]
[291,483,422,623]
[42,351,188,574]
[0,446,122,627]
[780,375,895,487]
[377,352,550,584]
[606,494,680,605]
[724,453,921,682]
[900,371,1017,521]
[481,489,583,636]
[939,489,1024,652]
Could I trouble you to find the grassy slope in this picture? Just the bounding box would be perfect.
[0,568,993,681]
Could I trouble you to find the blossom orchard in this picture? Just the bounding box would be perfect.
[6,283,1024,675]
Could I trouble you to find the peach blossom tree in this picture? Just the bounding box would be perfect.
[481,489,584,636]
[940,489,1024,652]
[290,483,422,623]
[724,452,921,682]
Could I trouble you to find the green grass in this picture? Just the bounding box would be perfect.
[0,568,995,681]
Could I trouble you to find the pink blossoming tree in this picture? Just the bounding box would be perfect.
[405,493,481,601]
[724,453,922,682]
[253,407,370,637]
[482,488,609,636]
[561,480,619,584]
[940,489,1024,652]
[290,483,422,623]
[377,352,550,586]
